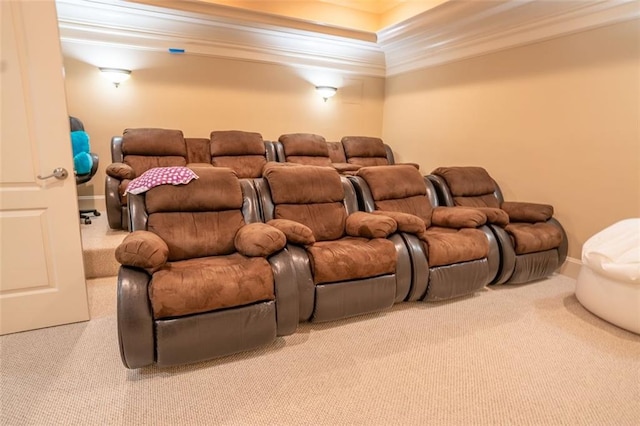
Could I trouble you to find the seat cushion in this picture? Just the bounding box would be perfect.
[149,253,275,319]
[306,237,396,284]
[420,227,489,267]
[505,222,563,255]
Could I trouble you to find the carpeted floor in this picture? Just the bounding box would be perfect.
[1,274,638,425]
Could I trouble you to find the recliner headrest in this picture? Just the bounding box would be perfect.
[122,128,187,157]
[357,165,426,201]
[210,130,265,156]
[278,133,329,157]
[341,136,387,158]
[431,166,495,197]
[263,164,343,205]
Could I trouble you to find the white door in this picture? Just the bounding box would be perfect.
[0,0,89,335]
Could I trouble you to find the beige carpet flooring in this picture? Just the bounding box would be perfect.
[80,211,127,279]
[1,274,639,425]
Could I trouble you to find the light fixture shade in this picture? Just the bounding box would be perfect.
[316,86,337,102]
[99,67,131,87]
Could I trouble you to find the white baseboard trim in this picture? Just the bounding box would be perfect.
[78,195,105,211]
[559,256,582,280]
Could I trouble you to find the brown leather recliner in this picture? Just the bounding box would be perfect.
[349,165,501,301]
[105,128,189,230]
[275,133,361,175]
[115,166,297,368]
[428,166,568,284]
[255,164,413,322]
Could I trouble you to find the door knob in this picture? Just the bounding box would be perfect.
[37,167,69,180]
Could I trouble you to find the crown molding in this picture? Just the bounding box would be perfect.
[56,0,385,76]
[56,0,640,78]
[126,0,378,42]
[378,0,640,76]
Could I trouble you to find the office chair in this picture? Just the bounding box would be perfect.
[70,116,100,224]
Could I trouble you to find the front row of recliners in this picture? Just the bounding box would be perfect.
[115,163,567,369]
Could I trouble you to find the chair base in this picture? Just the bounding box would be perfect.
[80,209,100,225]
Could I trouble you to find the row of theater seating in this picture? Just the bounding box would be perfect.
[115,159,567,369]
[106,129,408,230]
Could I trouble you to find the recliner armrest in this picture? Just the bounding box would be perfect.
[345,211,397,238]
[474,207,509,227]
[267,219,315,246]
[106,162,136,180]
[115,230,168,273]
[501,201,553,223]
[431,206,487,228]
[371,210,426,234]
[235,223,286,257]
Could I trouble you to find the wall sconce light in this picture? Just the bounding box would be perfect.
[99,67,131,88]
[315,86,337,102]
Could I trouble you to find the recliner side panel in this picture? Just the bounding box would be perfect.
[426,259,489,301]
[117,267,154,369]
[313,276,396,322]
[155,302,277,367]
[508,250,560,284]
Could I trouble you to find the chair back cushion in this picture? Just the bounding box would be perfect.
[341,136,389,166]
[357,165,433,226]
[121,128,187,176]
[279,133,332,166]
[327,141,347,163]
[209,130,267,178]
[263,164,346,241]
[145,167,245,261]
[185,138,211,164]
[431,166,500,208]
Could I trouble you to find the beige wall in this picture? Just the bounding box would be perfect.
[383,20,640,259]
[62,45,385,199]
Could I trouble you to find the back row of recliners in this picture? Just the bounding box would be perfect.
[105,129,408,230]
[114,142,567,369]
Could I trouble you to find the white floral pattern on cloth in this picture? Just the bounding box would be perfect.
[125,167,199,195]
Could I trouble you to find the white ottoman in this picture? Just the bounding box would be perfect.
[576,219,640,334]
